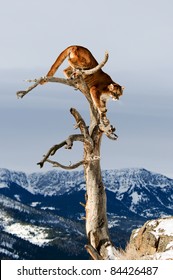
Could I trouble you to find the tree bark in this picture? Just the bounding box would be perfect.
[83,108,118,259]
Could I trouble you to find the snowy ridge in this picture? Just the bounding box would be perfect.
[0,168,28,189]
[28,170,85,196]
[0,167,173,219]
[1,167,172,194]
[103,168,173,218]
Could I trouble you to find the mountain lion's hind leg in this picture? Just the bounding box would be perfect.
[63,66,73,79]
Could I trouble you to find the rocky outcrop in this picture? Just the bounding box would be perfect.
[128,216,173,259]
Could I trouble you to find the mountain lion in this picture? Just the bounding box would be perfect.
[40,45,124,114]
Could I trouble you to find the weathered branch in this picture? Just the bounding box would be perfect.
[16,77,43,98]
[43,158,84,170]
[16,77,77,98]
[70,108,90,136]
[37,134,84,168]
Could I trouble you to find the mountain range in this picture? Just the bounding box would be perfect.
[0,167,173,259]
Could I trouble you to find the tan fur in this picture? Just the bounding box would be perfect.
[40,45,124,113]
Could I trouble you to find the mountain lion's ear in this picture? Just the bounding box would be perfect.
[122,86,125,90]
[108,84,114,91]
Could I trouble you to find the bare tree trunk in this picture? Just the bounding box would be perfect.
[84,140,110,258]
[83,110,118,259]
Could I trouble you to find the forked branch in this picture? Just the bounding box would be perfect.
[37,106,95,169]
[37,134,85,168]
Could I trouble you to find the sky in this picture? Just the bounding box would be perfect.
[0,0,173,178]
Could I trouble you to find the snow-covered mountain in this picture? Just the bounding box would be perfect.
[1,167,173,218]
[103,168,173,218]
[0,167,173,259]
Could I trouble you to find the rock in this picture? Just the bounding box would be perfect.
[128,216,173,259]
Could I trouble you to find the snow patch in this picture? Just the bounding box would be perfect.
[130,192,142,205]
[4,223,54,246]
[108,220,119,228]
[148,218,173,239]
[0,209,13,225]
[155,219,173,236]
[30,202,41,207]
[166,241,173,250]
[133,228,140,238]
[153,250,173,260]
[0,182,9,189]
[14,195,21,202]
[148,220,158,227]
[0,248,19,259]
[41,207,55,210]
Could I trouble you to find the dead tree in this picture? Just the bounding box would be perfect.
[17,52,122,260]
